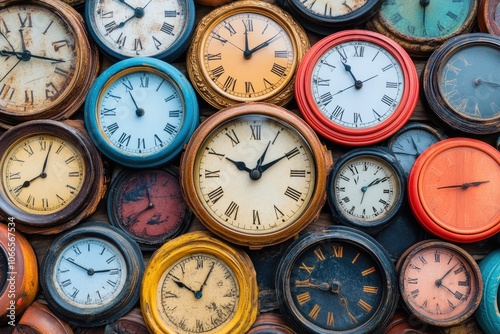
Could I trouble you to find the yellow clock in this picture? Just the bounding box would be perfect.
[186,0,309,109]
[141,231,259,334]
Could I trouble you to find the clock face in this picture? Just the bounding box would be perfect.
[86,0,192,59]
[1,134,85,215]
[53,237,127,308]
[157,253,239,333]
[0,3,78,115]
[109,168,191,247]
[296,0,369,18]
[377,0,475,39]
[399,241,482,326]
[438,43,500,121]
[310,39,404,129]
[193,114,316,235]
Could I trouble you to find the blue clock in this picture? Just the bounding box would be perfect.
[84,57,199,168]
[475,249,500,334]
[84,0,195,62]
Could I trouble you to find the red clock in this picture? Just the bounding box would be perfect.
[294,29,418,146]
[408,137,500,243]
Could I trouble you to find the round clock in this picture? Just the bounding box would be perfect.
[84,57,199,168]
[479,0,500,36]
[295,29,418,147]
[194,0,233,6]
[107,165,192,251]
[386,122,447,176]
[0,120,107,235]
[276,225,398,334]
[327,146,406,234]
[41,221,144,328]
[14,301,73,334]
[186,0,310,109]
[179,102,333,249]
[408,137,500,243]
[247,312,297,334]
[384,311,444,334]
[104,308,148,334]
[85,0,195,62]
[423,33,500,135]
[474,248,500,334]
[367,0,477,58]
[0,223,38,326]
[140,231,259,334]
[275,0,384,35]
[0,0,99,128]
[398,239,483,328]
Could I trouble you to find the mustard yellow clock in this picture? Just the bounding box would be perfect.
[141,231,259,334]
[186,0,309,109]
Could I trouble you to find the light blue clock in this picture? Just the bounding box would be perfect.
[85,0,195,62]
[475,249,500,334]
[84,57,199,168]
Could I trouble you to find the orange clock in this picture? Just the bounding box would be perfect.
[408,137,500,243]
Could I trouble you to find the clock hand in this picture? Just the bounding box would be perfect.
[0,57,20,83]
[410,137,421,155]
[439,283,466,300]
[210,32,244,52]
[40,142,53,176]
[128,91,145,116]
[107,0,152,34]
[295,279,331,291]
[390,150,418,156]
[331,74,378,97]
[259,147,298,174]
[437,180,490,190]
[360,176,390,203]
[65,258,91,272]
[246,32,280,55]
[339,295,358,324]
[117,0,136,11]
[19,29,27,53]
[0,31,17,53]
[473,78,500,88]
[226,157,252,173]
[420,0,430,36]
[0,50,65,63]
[14,161,57,191]
[93,267,120,274]
[338,49,363,89]
[435,263,458,286]
[243,22,251,59]
[170,275,198,296]
[197,262,215,297]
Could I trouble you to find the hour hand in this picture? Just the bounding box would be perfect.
[226,157,252,173]
[437,180,489,190]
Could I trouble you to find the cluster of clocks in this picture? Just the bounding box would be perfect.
[1,0,500,332]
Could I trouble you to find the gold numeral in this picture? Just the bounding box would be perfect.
[296,292,311,305]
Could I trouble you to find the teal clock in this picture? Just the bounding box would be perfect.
[367,0,477,57]
[84,57,199,168]
[475,249,500,334]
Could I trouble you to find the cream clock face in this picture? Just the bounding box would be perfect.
[297,0,369,18]
[193,115,316,234]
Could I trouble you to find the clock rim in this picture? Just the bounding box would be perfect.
[295,29,419,146]
[478,0,500,36]
[475,248,500,333]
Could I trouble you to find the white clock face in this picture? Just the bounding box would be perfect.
[311,40,404,128]
[334,155,400,222]
[297,0,369,18]
[88,0,189,57]
[98,68,184,157]
[194,115,316,234]
[53,237,127,308]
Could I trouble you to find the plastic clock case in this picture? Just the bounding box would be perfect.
[84,57,199,168]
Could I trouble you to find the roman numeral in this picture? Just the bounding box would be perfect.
[207,186,224,204]
[224,201,239,220]
[285,186,302,201]
[271,63,286,77]
[161,22,174,35]
[225,129,240,146]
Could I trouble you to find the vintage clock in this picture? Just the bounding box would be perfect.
[367,0,477,58]
[186,0,310,109]
[14,301,73,334]
[195,0,233,6]
[398,240,483,328]
[141,231,258,334]
[408,137,500,243]
[107,166,192,251]
[474,248,500,334]
[0,223,38,326]
[478,0,500,36]
[386,122,447,176]
[295,29,418,146]
[327,146,406,234]
[85,0,195,62]
[384,311,444,334]
[41,221,144,328]
[276,225,398,334]
[247,312,297,334]
[84,57,199,168]
[179,102,333,249]
[0,120,107,235]
[0,0,99,128]
[423,33,500,135]
[104,308,149,334]
[275,0,384,35]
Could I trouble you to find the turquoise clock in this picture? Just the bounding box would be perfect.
[84,57,199,168]
[475,249,500,334]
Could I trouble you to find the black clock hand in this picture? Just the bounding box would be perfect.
[338,49,363,89]
[0,31,16,53]
[93,267,120,274]
[117,0,136,10]
[170,275,198,296]
[473,78,500,88]
[420,0,430,35]
[128,90,145,116]
[360,176,390,203]
[331,74,378,96]
[255,141,271,170]
[0,50,65,63]
[258,147,299,174]
[65,258,91,272]
[435,263,458,286]
[246,32,280,56]
[40,142,53,176]
[19,29,27,53]
[197,262,215,296]
[226,157,252,173]
[437,180,490,190]
[107,0,152,34]
[243,22,251,59]
[439,282,466,300]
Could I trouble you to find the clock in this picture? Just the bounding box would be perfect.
[84,57,199,168]
[366,0,477,58]
[247,312,297,334]
[386,122,447,176]
[41,221,144,328]
[104,308,148,334]
[474,248,500,334]
[186,0,310,109]
[0,0,99,128]
[408,137,500,243]
[478,0,500,36]
[276,225,398,334]
[0,223,38,326]
[14,301,73,334]
[107,165,193,251]
[422,33,500,135]
[275,0,384,35]
[384,311,444,334]
[179,102,333,249]
[194,0,233,6]
[141,231,259,334]
[84,0,195,62]
[0,120,107,235]
[295,29,419,146]
[327,146,406,234]
[398,239,483,328]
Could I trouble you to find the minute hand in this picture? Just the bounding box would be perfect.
[437,181,489,190]
[245,33,280,56]
[258,148,297,174]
